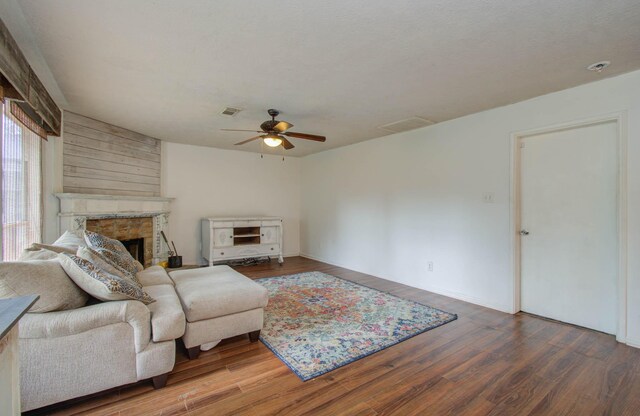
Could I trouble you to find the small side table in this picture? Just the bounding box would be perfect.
[0,295,39,416]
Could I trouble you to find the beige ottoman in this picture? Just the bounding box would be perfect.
[169,265,269,359]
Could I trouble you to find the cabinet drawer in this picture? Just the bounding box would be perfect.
[258,244,280,255]
[233,220,261,228]
[212,244,279,259]
[212,247,236,258]
[261,220,281,226]
[211,221,233,228]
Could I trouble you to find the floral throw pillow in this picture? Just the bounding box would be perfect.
[76,246,142,287]
[58,253,155,305]
[84,230,144,274]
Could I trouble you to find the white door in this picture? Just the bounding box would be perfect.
[520,121,618,334]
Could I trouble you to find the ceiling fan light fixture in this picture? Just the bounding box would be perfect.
[263,133,282,147]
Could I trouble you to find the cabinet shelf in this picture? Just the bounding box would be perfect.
[233,235,260,245]
[234,239,260,246]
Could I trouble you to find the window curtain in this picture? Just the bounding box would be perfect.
[1,99,42,261]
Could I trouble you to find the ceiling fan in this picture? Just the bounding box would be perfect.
[222,109,326,150]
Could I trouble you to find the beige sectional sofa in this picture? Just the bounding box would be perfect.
[15,264,185,412]
[0,231,269,412]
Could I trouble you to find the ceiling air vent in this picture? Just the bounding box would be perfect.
[378,117,435,133]
[220,107,242,116]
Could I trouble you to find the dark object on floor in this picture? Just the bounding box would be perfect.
[227,256,271,267]
[168,255,182,268]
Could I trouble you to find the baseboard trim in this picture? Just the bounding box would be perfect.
[625,338,640,349]
[417,283,513,314]
[299,253,513,314]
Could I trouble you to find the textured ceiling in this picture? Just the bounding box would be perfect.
[4,0,640,156]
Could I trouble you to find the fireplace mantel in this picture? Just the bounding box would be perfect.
[55,193,175,265]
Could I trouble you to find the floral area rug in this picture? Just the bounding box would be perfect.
[256,271,457,381]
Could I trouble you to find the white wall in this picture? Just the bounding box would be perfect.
[300,70,640,346]
[162,142,301,265]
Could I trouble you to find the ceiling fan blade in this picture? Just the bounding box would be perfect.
[282,138,295,150]
[222,129,263,133]
[235,135,263,145]
[284,131,326,142]
[273,121,293,133]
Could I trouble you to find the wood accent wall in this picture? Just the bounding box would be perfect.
[63,112,161,197]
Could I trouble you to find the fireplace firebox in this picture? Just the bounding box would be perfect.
[120,238,145,265]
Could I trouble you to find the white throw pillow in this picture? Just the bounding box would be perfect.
[18,237,80,261]
[0,259,88,312]
[19,247,60,261]
[53,230,87,250]
[58,253,155,304]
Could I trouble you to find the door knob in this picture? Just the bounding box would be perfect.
[520,230,530,236]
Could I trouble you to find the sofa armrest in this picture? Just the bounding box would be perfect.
[19,300,151,353]
[144,284,185,342]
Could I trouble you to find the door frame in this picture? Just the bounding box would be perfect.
[510,112,628,343]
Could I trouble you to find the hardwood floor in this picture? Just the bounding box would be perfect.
[28,257,640,416]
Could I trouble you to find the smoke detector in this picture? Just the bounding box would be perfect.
[587,61,610,73]
[379,117,435,134]
[220,107,242,116]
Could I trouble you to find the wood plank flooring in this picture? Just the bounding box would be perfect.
[27,257,640,415]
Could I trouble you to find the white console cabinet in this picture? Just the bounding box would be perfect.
[201,217,283,266]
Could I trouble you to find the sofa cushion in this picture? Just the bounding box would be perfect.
[143,284,185,342]
[84,230,144,274]
[77,246,142,287]
[136,266,174,287]
[170,266,268,322]
[0,259,88,312]
[58,254,155,304]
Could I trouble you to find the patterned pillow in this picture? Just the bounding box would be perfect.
[76,246,142,287]
[84,230,126,252]
[84,230,144,274]
[58,253,155,304]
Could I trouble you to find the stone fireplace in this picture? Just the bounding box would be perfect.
[55,193,174,265]
[86,217,153,267]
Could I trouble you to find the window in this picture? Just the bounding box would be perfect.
[1,101,42,261]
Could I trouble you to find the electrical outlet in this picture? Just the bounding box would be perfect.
[482,192,495,203]
[427,261,434,272]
